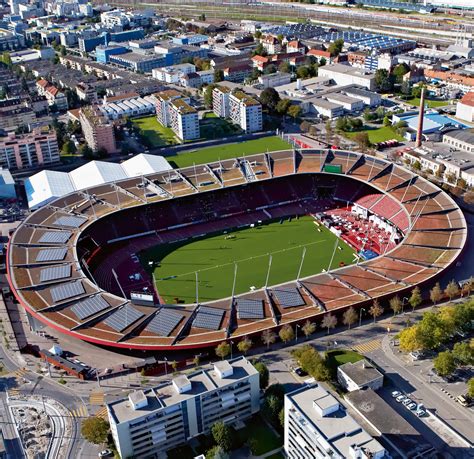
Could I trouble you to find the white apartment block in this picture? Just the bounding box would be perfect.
[284,384,386,459]
[169,98,200,141]
[155,89,187,127]
[108,358,260,459]
[229,91,262,133]
[212,86,231,118]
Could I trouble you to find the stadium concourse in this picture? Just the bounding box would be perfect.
[6,149,467,351]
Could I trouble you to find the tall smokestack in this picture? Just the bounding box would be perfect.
[415,87,425,148]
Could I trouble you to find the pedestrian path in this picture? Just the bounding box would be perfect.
[71,405,88,418]
[90,391,105,405]
[352,338,381,354]
[95,406,108,419]
[7,389,20,397]
[13,367,28,379]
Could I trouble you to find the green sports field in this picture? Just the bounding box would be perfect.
[139,216,355,303]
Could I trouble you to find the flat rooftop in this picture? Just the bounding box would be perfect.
[338,359,383,386]
[108,357,257,424]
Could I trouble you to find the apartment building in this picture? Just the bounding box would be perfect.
[79,106,117,154]
[229,90,262,133]
[155,89,186,127]
[284,384,386,459]
[212,86,231,118]
[0,106,36,131]
[107,358,260,459]
[0,127,59,170]
[36,79,68,111]
[168,98,200,141]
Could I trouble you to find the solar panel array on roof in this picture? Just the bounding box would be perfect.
[193,306,224,330]
[236,298,264,320]
[272,287,305,308]
[40,265,72,283]
[38,231,72,244]
[51,280,85,303]
[71,295,110,320]
[36,247,68,262]
[146,309,183,337]
[104,305,144,332]
[54,215,87,228]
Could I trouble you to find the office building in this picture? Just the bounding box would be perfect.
[284,384,386,459]
[107,358,259,459]
[229,91,262,133]
[319,64,376,91]
[79,106,117,154]
[0,127,59,170]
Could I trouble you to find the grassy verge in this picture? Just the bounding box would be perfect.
[132,115,179,147]
[345,125,404,144]
[236,415,282,455]
[403,97,450,108]
[326,349,364,377]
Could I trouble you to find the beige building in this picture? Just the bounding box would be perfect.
[79,106,117,154]
[229,90,262,133]
[0,127,59,170]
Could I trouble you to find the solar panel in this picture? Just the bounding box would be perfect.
[146,309,183,337]
[54,215,87,228]
[36,247,68,262]
[236,298,264,320]
[71,295,110,320]
[104,305,144,332]
[193,306,224,331]
[51,280,85,303]
[40,265,71,283]
[38,231,72,244]
[272,287,305,308]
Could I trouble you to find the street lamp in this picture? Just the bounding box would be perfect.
[230,341,234,360]
[359,308,366,328]
[402,297,409,314]
[163,357,168,376]
[295,324,301,343]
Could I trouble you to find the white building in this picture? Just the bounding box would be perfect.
[99,95,157,120]
[152,63,196,84]
[284,384,386,459]
[343,88,381,108]
[169,98,200,141]
[319,64,376,91]
[0,167,16,199]
[258,72,291,89]
[108,358,260,459]
[325,93,364,112]
[455,92,474,123]
[229,91,262,133]
[337,360,384,393]
[212,86,231,118]
[310,98,344,119]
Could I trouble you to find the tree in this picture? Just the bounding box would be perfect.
[321,313,337,334]
[343,307,357,329]
[262,329,277,349]
[279,324,294,343]
[328,38,344,57]
[170,360,178,373]
[204,83,217,109]
[464,191,474,205]
[375,69,393,92]
[193,355,200,367]
[383,115,391,127]
[369,299,383,323]
[237,337,252,355]
[263,394,283,423]
[259,87,281,113]
[461,277,474,297]
[417,311,450,350]
[206,446,229,459]
[287,104,302,120]
[325,120,334,145]
[292,344,330,381]
[408,286,422,312]
[279,61,291,73]
[392,63,409,84]
[302,320,316,339]
[214,69,224,83]
[279,408,285,428]
[399,325,423,352]
[468,378,474,398]
[452,341,474,366]
[296,65,310,79]
[276,98,291,115]
[215,341,231,360]
[433,351,456,377]
[61,139,76,154]
[211,421,232,451]
[389,295,402,316]
[445,280,460,301]
[81,417,109,444]
[79,144,94,159]
[353,132,370,150]
[430,282,443,305]
[254,361,269,389]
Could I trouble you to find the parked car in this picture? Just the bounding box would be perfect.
[416,409,427,417]
[391,390,401,398]
[456,395,472,407]
[99,450,113,458]
[407,402,417,410]
[293,367,308,377]
[396,395,407,403]
[402,398,413,406]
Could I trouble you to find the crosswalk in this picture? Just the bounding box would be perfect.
[95,407,108,419]
[14,368,28,378]
[90,392,105,405]
[352,339,382,354]
[71,406,88,418]
[7,389,20,398]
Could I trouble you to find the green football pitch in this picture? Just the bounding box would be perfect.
[139,216,356,303]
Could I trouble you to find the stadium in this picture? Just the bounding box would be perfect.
[6,148,467,351]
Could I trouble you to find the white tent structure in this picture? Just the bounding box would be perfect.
[25,154,173,209]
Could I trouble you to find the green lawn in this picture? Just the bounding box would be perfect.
[139,216,355,303]
[404,97,450,108]
[167,136,291,169]
[199,113,242,140]
[345,125,404,144]
[132,115,179,147]
[236,416,282,455]
[326,349,364,377]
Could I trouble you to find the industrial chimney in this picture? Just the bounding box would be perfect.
[415,87,425,148]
